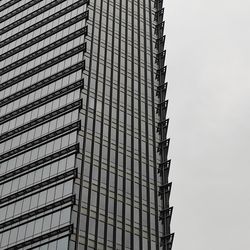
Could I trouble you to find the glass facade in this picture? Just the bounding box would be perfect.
[0,0,173,250]
[0,0,88,249]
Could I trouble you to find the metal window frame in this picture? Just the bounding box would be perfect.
[155,21,165,37]
[154,9,165,23]
[155,50,166,65]
[0,43,86,91]
[0,61,85,106]
[158,159,171,174]
[155,35,166,51]
[0,168,77,205]
[0,28,87,76]
[0,121,81,163]
[0,195,76,230]
[156,66,167,81]
[0,0,67,34]
[159,182,172,197]
[156,100,168,114]
[5,224,73,250]
[157,119,169,131]
[156,81,168,97]
[0,0,22,12]
[0,100,82,142]
[0,0,43,23]
[0,0,89,48]
[0,17,88,61]
[0,173,76,211]
[0,79,84,124]
[157,138,170,153]
[154,0,164,10]
[0,144,79,184]
[159,207,173,222]
[160,233,175,249]
[27,233,71,250]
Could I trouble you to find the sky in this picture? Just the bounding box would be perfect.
[164,0,250,249]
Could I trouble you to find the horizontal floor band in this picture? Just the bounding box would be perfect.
[0,169,77,205]
[0,202,73,235]
[5,224,73,250]
[0,100,82,143]
[0,0,22,13]
[0,61,85,106]
[0,16,88,61]
[0,0,89,48]
[0,28,87,76]
[0,0,43,23]
[0,0,66,34]
[0,143,79,184]
[0,79,84,125]
[0,195,75,230]
[0,43,86,92]
[0,121,81,163]
[0,172,76,211]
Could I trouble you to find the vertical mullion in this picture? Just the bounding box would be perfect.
[85,1,104,249]
[129,0,135,249]
[113,0,122,248]
[83,1,102,246]
[121,2,125,247]
[142,0,152,249]
[136,0,143,249]
[94,0,111,249]
[103,0,116,247]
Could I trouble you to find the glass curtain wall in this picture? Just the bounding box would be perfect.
[76,0,173,249]
[0,0,88,249]
[0,0,173,249]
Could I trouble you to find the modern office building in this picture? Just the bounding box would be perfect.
[0,0,173,249]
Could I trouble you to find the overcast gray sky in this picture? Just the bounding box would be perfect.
[165,0,250,249]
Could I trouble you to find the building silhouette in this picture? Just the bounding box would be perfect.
[0,0,173,249]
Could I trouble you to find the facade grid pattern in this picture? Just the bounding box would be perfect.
[0,0,173,249]
[0,0,88,249]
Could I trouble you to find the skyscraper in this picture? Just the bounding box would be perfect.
[0,0,173,249]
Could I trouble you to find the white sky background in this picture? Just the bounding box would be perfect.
[164,0,250,249]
